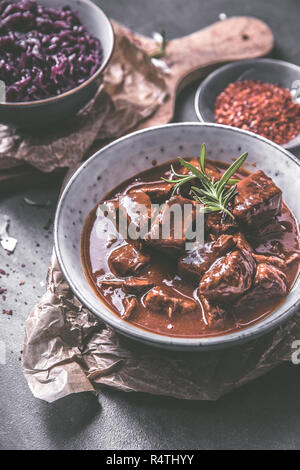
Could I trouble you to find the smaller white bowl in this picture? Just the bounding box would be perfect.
[195,59,300,150]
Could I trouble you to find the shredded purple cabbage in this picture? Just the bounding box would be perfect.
[0,0,103,102]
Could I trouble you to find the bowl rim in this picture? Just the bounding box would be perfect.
[194,58,300,143]
[0,0,115,107]
[54,122,300,351]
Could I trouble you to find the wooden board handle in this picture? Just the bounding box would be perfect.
[167,16,274,75]
[138,16,274,127]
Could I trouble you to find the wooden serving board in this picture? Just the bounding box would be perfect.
[1,16,274,191]
[118,16,274,128]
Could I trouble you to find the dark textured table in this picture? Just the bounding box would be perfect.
[1,0,300,450]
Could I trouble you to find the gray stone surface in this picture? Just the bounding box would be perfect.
[1,0,300,450]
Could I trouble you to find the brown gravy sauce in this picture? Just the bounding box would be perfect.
[81,158,300,338]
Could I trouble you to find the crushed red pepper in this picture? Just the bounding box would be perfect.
[2,309,12,316]
[215,80,300,145]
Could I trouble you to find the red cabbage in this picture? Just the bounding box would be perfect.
[0,0,103,102]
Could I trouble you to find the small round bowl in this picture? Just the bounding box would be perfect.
[195,58,300,150]
[54,123,300,351]
[0,0,114,128]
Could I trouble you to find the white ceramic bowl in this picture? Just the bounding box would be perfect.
[54,123,300,351]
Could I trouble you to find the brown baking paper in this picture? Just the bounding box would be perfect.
[22,252,300,403]
[0,24,167,172]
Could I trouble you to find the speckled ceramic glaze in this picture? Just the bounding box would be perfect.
[54,123,300,351]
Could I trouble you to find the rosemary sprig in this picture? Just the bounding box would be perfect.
[162,144,248,218]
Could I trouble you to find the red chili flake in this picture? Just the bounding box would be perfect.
[0,288,6,294]
[0,269,6,275]
[19,281,25,286]
[2,295,6,301]
[21,264,25,268]
[214,80,300,145]
[2,309,12,316]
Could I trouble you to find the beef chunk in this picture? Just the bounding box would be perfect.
[253,217,285,239]
[129,182,173,203]
[108,243,150,276]
[99,275,153,294]
[198,249,256,302]
[144,285,197,318]
[233,170,282,227]
[286,252,300,265]
[253,252,300,269]
[119,192,152,241]
[145,195,199,256]
[252,253,285,269]
[179,232,252,281]
[205,211,238,239]
[233,263,287,313]
[255,263,287,294]
[100,198,119,214]
[178,234,236,280]
[123,297,138,319]
[99,196,149,249]
[232,232,253,254]
[200,295,228,329]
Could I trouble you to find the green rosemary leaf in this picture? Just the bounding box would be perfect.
[199,144,206,174]
[178,158,205,180]
[191,186,212,198]
[227,178,240,185]
[217,152,248,196]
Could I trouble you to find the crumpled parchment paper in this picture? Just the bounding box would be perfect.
[0,25,167,172]
[22,252,300,403]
